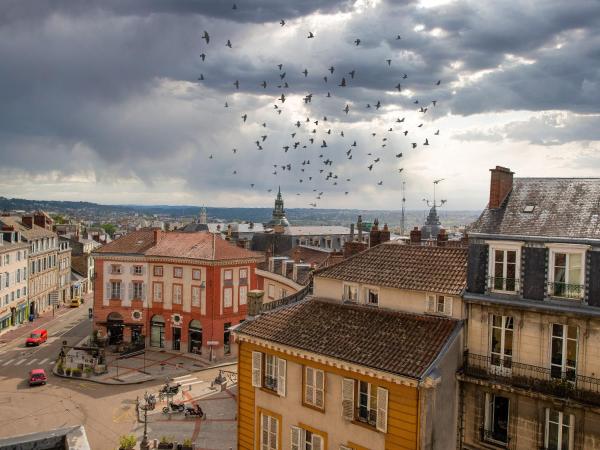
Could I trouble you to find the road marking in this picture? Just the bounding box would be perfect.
[181,380,205,387]
[27,358,37,365]
[2,359,15,366]
[15,359,27,366]
[38,358,49,365]
[173,374,195,381]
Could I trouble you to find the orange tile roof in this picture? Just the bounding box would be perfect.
[95,230,263,261]
[315,242,467,295]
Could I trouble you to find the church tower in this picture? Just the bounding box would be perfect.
[199,207,207,225]
[266,187,290,232]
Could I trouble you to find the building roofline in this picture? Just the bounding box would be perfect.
[468,232,600,245]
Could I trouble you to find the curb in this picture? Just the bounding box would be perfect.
[51,366,156,385]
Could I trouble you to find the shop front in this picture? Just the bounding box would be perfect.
[150,315,165,348]
[188,320,203,355]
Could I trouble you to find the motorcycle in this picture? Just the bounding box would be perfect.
[162,401,185,414]
[184,405,206,419]
[158,382,181,399]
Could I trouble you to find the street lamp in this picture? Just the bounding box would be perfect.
[139,391,151,450]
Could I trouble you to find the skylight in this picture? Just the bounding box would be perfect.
[523,205,535,213]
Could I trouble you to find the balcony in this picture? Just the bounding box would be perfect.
[462,351,600,407]
[547,281,584,300]
[487,276,520,294]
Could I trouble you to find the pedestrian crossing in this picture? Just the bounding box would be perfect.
[0,357,51,367]
[172,374,206,388]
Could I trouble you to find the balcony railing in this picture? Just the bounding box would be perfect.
[479,427,510,448]
[547,281,584,299]
[463,351,600,407]
[262,281,312,312]
[487,276,520,293]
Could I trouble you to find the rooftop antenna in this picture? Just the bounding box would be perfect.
[401,181,406,236]
[423,178,447,209]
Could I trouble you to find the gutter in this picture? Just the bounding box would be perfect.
[469,232,600,246]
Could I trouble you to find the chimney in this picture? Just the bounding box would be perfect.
[380,223,391,243]
[357,215,363,241]
[153,229,161,244]
[410,226,422,244]
[22,216,33,229]
[369,218,381,248]
[343,240,368,258]
[437,228,448,246]
[489,166,514,209]
[247,289,265,317]
[249,221,254,230]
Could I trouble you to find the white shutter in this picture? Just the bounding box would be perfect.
[105,282,111,300]
[484,393,492,432]
[128,282,133,300]
[426,294,435,312]
[252,351,262,388]
[277,358,287,397]
[376,387,388,433]
[444,296,453,316]
[312,434,323,450]
[315,369,324,407]
[305,367,314,404]
[290,426,301,450]
[342,378,354,420]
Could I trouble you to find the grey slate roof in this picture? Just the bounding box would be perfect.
[469,178,600,241]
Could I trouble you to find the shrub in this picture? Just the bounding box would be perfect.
[71,368,82,377]
[65,368,72,376]
[118,435,136,450]
[183,438,193,446]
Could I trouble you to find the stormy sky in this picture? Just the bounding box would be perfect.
[0,0,599,210]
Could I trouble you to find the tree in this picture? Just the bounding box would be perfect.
[101,223,116,236]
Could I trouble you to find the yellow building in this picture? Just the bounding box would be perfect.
[235,241,468,450]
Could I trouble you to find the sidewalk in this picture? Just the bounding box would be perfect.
[0,304,74,346]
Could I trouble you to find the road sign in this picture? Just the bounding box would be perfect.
[50,292,59,305]
[207,340,219,346]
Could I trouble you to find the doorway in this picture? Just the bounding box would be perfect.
[172,327,181,351]
[150,315,165,348]
[107,312,124,345]
[188,320,202,354]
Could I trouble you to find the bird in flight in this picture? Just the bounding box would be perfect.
[378,181,383,185]
[348,70,355,79]
[280,19,285,26]
[241,114,247,122]
[233,80,239,89]
[307,32,315,38]
[328,66,335,74]
[277,64,283,70]
[424,138,429,146]
[434,130,440,135]
[279,94,286,103]
[260,81,267,88]
[396,34,401,40]
[339,77,347,87]
[343,104,350,114]
[202,31,210,44]
[354,38,361,46]
[302,68,308,77]
[226,40,232,48]
[198,74,204,81]
[386,59,391,66]
[395,83,401,91]
[199,53,206,61]
[436,80,441,85]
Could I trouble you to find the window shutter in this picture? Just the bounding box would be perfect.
[376,387,388,432]
[544,408,550,448]
[277,358,287,397]
[569,414,575,449]
[312,434,323,450]
[484,393,492,432]
[316,369,324,407]
[141,265,145,276]
[305,367,314,404]
[426,294,435,312]
[342,378,354,420]
[444,296,453,316]
[251,351,262,388]
[128,282,133,300]
[105,282,111,300]
[290,426,301,450]
[141,283,146,301]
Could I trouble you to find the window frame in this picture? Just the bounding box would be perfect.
[544,409,574,450]
[364,286,379,307]
[258,409,281,450]
[192,268,202,280]
[550,323,578,382]
[343,283,359,303]
[110,281,121,300]
[486,241,522,294]
[483,393,510,445]
[110,264,122,275]
[303,366,325,410]
[172,283,183,305]
[547,245,587,300]
[173,266,183,278]
[132,281,143,300]
[152,281,163,302]
[153,265,163,277]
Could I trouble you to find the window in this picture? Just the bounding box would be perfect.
[304,367,325,409]
[172,284,183,304]
[173,267,183,278]
[239,285,247,305]
[252,352,287,396]
[343,284,358,303]
[550,251,584,299]
[545,409,574,450]
[192,269,201,280]
[132,281,143,299]
[224,269,233,282]
[224,287,233,308]
[426,294,452,316]
[111,264,122,275]
[365,288,378,306]
[490,315,513,374]
[260,413,279,450]
[153,282,163,302]
[191,286,201,307]
[153,266,163,277]
[291,427,324,450]
[133,265,143,276]
[483,393,509,444]
[268,284,275,299]
[341,379,387,432]
[111,282,121,299]
[551,324,578,382]
[490,248,518,292]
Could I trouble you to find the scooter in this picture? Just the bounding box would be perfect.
[159,382,181,395]
[184,404,206,419]
[162,401,185,414]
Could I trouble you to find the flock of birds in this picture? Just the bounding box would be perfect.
[196,4,443,207]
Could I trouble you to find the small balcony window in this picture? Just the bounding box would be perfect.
[489,248,519,293]
[483,393,510,446]
[343,284,358,303]
[549,251,584,300]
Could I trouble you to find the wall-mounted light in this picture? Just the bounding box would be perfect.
[200,281,206,289]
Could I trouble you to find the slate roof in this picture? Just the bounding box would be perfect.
[0,216,56,239]
[95,230,263,261]
[286,226,351,236]
[315,242,467,295]
[469,178,600,240]
[236,297,460,379]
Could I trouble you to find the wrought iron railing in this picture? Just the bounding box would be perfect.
[463,351,600,407]
[479,427,510,448]
[547,281,584,299]
[261,281,312,312]
[487,276,520,293]
[264,375,278,390]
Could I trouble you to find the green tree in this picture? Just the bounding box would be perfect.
[101,223,117,236]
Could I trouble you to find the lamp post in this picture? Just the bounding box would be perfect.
[140,392,150,450]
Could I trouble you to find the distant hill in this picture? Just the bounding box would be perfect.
[0,196,480,228]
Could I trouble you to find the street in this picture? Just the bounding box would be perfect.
[0,305,238,449]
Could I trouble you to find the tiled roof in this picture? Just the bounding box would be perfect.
[469,178,600,240]
[283,246,332,267]
[95,230,263,261]
[0,217,55,239]
[236,297,460,379]
[315,242,467,295]
[286,226,351,236]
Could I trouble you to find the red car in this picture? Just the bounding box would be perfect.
[26,329,48,346]
[29,368,47,386]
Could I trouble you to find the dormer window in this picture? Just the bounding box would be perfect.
[343,284,358,303]
[548,247,585,300]
[487,242,521,294]
[365,287,379,306]
[426,294,453,316]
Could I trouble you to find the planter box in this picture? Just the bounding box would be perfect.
[157,444,173,449]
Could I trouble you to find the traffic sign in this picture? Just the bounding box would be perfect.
[207,340,219,346]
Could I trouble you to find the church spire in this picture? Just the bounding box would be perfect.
[267,187,290,230]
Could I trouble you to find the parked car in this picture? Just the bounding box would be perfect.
[25,329,48,346]
[70,298,82,308]
[29,368,47,386]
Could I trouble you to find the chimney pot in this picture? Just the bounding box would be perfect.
[153,229,161,244]
[410,226,422,244]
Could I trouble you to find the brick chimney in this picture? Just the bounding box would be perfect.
[437,228,448,246]
[369,219,381,248]
[410,227,422,244]
[489,166,514,209]
[380,223,391,243]
[22,216,33,229]
[153,229,161,244]
[343,240,367,258]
